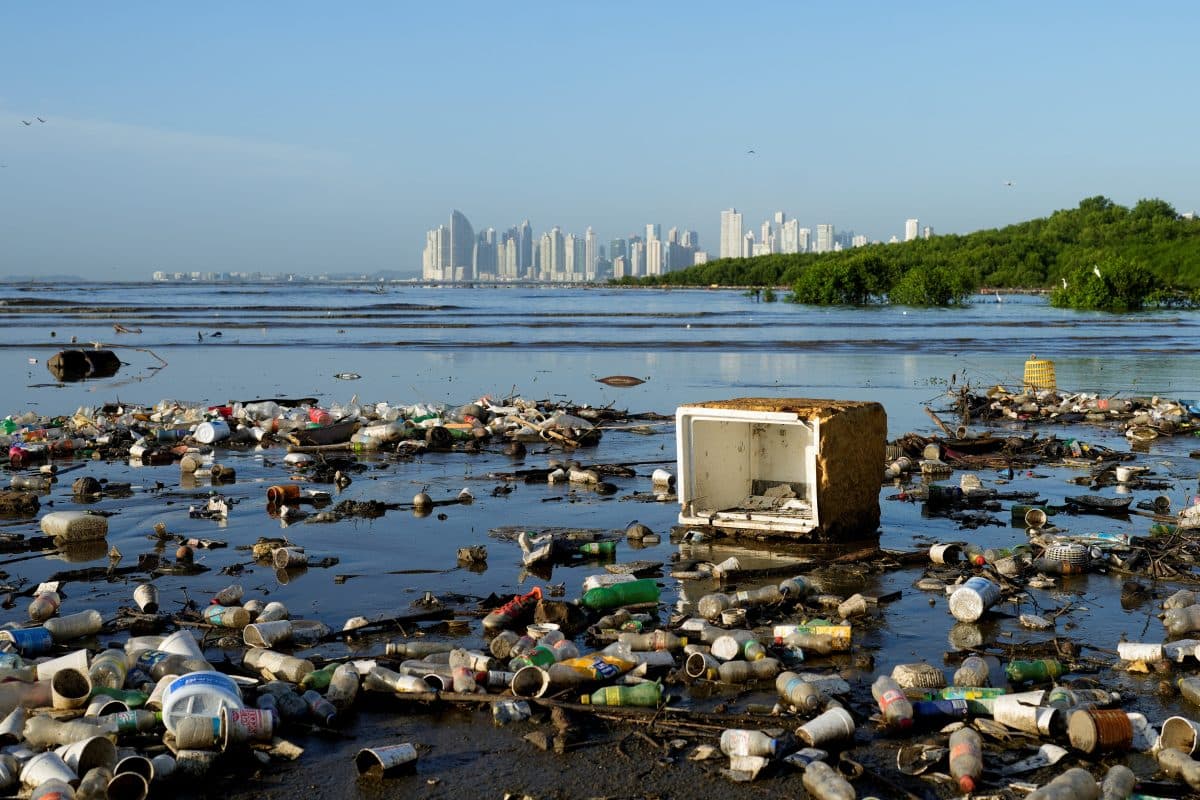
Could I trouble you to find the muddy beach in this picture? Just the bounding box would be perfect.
[2,285,1200,798]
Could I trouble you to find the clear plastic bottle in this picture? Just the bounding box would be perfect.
[617,630,687,652]
[949,726,983,793]
[801,759,855,800]
[953,655,990,687]
[1157,748,1200,791]
[781,632,835,655]
[1178,676,1200,707]
[697,593,732,620]
[1164,605,1200,637]
[1027,767,1106,800]
[776,671,823,713]
[11,474,51,491]
[30,778,75,800]
[325,664,359,710]
[1100,764,1136,800]
[717,658,781,684]
[88,650,128,690]
[871,675,914,729]
[44,610,103,642]
[301,689,338,726]
[779,576,815,600]
[719,728,777,757]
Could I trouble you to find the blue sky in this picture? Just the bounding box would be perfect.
[1,2,1196,278]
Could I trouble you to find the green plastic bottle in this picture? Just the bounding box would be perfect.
[581,578,660,611]
[1005,659,1063,685]
[300,663,338,691]
[89,687,149,708]
[581,681,661,707]
[579,541,616,557]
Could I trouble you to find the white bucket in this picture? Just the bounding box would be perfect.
[798,707,856,747]
[159,671,244,735]
[193,420,230,445]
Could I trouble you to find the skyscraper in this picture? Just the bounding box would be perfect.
[779,219,800,254]
[549,227,565,278]
[816,224,834,254]
[645,223,661,245]
[905,219,919,242]
[798,228,811,253]
[609,238,628,264]
[646,238,663,276]
[518,220,533,274]
[449,210,475,280]
[760,220,774,254]
[923,226,933,240]
[720,209,743,259]
[584,227,597,278]
[630,241,644,277]
[742,232,754,259]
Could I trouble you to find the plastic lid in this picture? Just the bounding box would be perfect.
[579,695,591,705]
[958,776,976,793]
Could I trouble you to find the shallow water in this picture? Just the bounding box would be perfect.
[2,283,1198,795]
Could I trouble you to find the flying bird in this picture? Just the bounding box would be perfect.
[21,120,31,126]
[746,149,757,155]
[36,117,45,123]
[1004,180,1014,187]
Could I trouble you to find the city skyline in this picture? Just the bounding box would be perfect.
[1,4,1197,278]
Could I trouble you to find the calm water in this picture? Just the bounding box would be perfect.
[0,282,1196,746]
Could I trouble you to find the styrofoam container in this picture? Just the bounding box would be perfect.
[160,671,243,735]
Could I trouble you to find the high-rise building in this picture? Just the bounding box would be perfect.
[779,219,800,254]
[646,238,663,276]
[774,211,786,226]
[609,238,628,265]
[681,229,698,249]
[742,232,755,259]
[549,227,565,278]
[922,226,933,239]
[905,218,919,242]
[852,234,868,248]
[518,220,533,273]
[539,233,553,280]
[565,233,580,278]
[693,251,709,265]
[630,241,645,277]
[584,227,597,278]
[645,223,661,244]
[720,208,743,259]
[612,256,628,279]
[798,227,811,253]
[760,220,773,254]
[815,224,834,254]
[449,210,475,280]
[667,226,679,245]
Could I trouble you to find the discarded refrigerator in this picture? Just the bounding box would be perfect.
[675,398,886,539]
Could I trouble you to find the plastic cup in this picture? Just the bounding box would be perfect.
[929,543,961,564]
[243,620,293,649]
[114,755,154,782]
[85,697,128,717]
[272,547,307,570]
[0,706,25,744]
[36,648,89,681]
[160,631,206,661]
[256,601,289,622]
[172,716,221,750]
[133,585,159,614]
[355,743,417,776]
[107,771,149,800]
[56,735,118,774]
[797,707,856,747]
[220,707,275,750]
[1159,716,1200,755]
[51,667,92,710]
[20,752,76,790]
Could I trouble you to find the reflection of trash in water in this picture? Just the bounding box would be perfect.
[46,349,121,382]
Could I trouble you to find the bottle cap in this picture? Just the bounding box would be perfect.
[958,776,975,793]
[580,696,590,705]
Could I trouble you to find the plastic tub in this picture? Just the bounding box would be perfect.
[159,671,243,735]
[193,420,230,445]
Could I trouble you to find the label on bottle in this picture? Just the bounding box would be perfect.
[878,688,905,711]
[949,741,976,759]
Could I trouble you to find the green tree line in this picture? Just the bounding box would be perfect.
[613,196,1200,309]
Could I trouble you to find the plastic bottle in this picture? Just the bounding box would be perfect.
[1100,764,1136,800]
[362,667,428,694]
[98,709,158,735]
[88,650,128,690]
[212,584,244,606]
[1164,605,1200,637]
[1005,659,1063,685]
[697,593,732,620]
[913,699,970,724]
[871,675,914,729]
[1165,590,1199,610]
[203,605,250,628]
[482,587,543,631]
[953,655,990,687]
[779,576,815,600]
[719,728,777,757]
[30,779,75,800]
[1157,748,1200,791]
[1027,767,1103,800]
[299,664,337,691]
[11,474,51,491]
[1178,677,1200,706]
[734,585,784,607]
[581,681,661,708]
[949,726,983,793]
[301,689,338,726]
[617,631,686,652]
[776,672,823,713]
[780,632,836,655]
[580,579,660,611]
[325,664,359,710]
[717,658,781,684]
[801,759,855,800]
[949,576,1001,622]
[133,651,210,682]
[28,592,61,623]
[256,685,308,722]
[711,631,764,661]
[579,541,616,557]
[44,610,103,642]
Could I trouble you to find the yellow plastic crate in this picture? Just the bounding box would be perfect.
[1023,356,1056,391]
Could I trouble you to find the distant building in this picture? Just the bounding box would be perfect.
[815,224,834,254]
[584,227,597,278]
[720,208,743,259]
[742,231,755,259]
[779,219,800,254]
[922,226,933,239]
[905,218,919,242]
[646,238,663,276]
[852,234,868,248]
[630,241,645,277]
[888,235,900,244]
[693,251,709,265]
[798,227,811,253]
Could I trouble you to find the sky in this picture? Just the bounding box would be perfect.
[1,1,1197,279]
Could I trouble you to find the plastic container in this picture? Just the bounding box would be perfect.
[242,650,313,683]
[1165,605,1200,637]
[776,671,823,713]
[581,682,661,707]
[949,576,1001,622]
[580,579,659,611]
[717,658,780,684]
[1006,659,1064,685]
[243,621,292,649]
[719,728,777,757]
[88,650,128,690]
[44,610,103,642]
[39,512,108,543]
[802,759,855,800]
[28,592,61,624]
[954,655,991,687]
[1023,356,1057,391]
[192,421,230,444]
[1027,767,1103,800]
[1100,764,1136,800]
[159,671,243,735]
[203,606,249,629]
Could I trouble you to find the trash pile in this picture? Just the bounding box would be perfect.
[6,382,1200,799]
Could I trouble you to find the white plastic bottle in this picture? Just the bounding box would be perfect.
[719,728,777,758]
